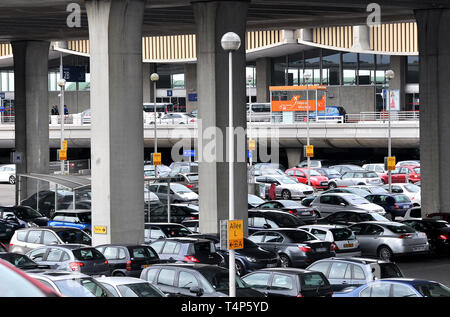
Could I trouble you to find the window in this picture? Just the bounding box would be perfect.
[131,247,153,259]
[353,265,366,280]
[392,284,418,297]
[73,248,104,261]
[242,272,271,289]
[42,231,59,245]
[102,247,118,260]
[253,217,267,228]
[320,195,333,204]
[145,268,159,283]
[102,283,120,297]
[62,252,70,261]
[310,229,327,240]
[342,53,357,85]
[28,248,47,262]
[248,232,265,243]
[161,241,180,254]
[283,230,316,243]
[369,283,391,297]
[150,240,165,253]
[322,51,340,85]
[307,261,330,276]
[46,249,63,262]
[263,232,283,243]
[118,248,127,260]
[178,271,199,289]
[157,269,176,286]
[271,274,294,290]
[27,230,42,244]
[329,262,349,279]
[364,225,384,235]
[349,224,366,235]
[302,273,328,289]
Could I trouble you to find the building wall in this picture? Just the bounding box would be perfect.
[48,91,91,114]
[326,85,375,113]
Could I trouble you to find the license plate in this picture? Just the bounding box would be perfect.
[302,211,311,215]
[315,248,327,252]
[142,264,152,269]
[344,243,354,248]
[403,205,409,209]
[413,246,426,252]
[267,263,277,268]
[321,182,328,186]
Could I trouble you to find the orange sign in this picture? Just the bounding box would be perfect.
[272,94,326,112]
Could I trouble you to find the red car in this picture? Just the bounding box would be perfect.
[380,165,420,184]
[286,167,329,189]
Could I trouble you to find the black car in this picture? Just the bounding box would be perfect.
[181,219,199,233]
[145,203,198,223]
[242,268,333,297]
[317,210,389,226]
[140,263,265,297]
[0,218,21,245]
[401,219,450,253]
[149,237,223,265]
[0,206,49,227]
[144,223,193,244]
[248,210,305,235]
[95,244,160,277]
[255,200,317,224]
[188,233,280,276]
[0,252,50,271]
[248,228,335,268]
[248,194,265,209]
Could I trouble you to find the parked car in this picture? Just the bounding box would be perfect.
[329,164,363,175]
[248,210,306,235]
[145,203,198,223]
[0,164,16,184]
[168,162,198,175]
[333,279,450,297]
[47,210,92,234]
[322,187,372,197]
[9,227,92,254]
[188,233,280,276]
[95,244,159,277]
[151,112,196,124]
[0,259,59,297]
[365,194,413,219]
[307,257,404,291]
[348,221,429,261]
[144,223,193,244]
[149,183,198,204]
[311,193,386,218]
[400,207,422,221]
[0,205,49,227]
[299,225,361,257]
[314,168,342,181]
[254,175,314,200]
[0,218,25,246]
[382,183,421,206]
[347,185,389,195]
[248,194,265,209]
[27,271,114,297]
[26,245,110,276]
[317,210,390,226]
[242,268,333,297]
[181,219,200,233]
[144,164,171,178]
[285,168,329,189]
[380,165,421,184]
[95,276,166,297]
[169,173,198,193]
[248,228,335,268]
[328,171,383,189]
[140,263,265,297]
[149,237,223,265]
[406,166,421,183]
[362,163,387,176]
[297,160,334,169]
[401,219,450,253]
[396,160,420,167]
[0,252,50,271]
[254,200,318,223]
[144,187,161,206]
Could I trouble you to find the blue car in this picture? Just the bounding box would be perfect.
[308,106,346,122]
[48,210,92,234]
[365,194,413,218]
[333,279,450,297]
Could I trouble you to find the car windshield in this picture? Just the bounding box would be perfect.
[283,230,316,242]
[54,278,112,297]
[404,184,420,193]
[345,195,369,205]
[365,172,378,178]
[0,264,47,297]
[413,168,420,174]
[378,263,403,278]
[14,207,43,219]
[201,269,249,291]
[171,183,193,194]
[248,195,264,205]
[280,200,302,208]
[1,254,38,269]
[186,175,198,182]
[277,177,298,184]
[73,248,105,261]
[330,228,355,241]
[414,283,450,297]
[370,213,391,222]
[56,229,91,245]
[117,283,165,297]
[160,226,192,237]
[386,225,416,234]
[394,195,411,203]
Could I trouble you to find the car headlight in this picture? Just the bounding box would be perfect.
[245,256,257,263]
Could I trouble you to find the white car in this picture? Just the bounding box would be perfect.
[396,206,422,221]
[382,183,421,206]
[0,164,16,184]
[95,276,166,297]
[362,163,386,176]
[255,174,314,200]
[396,160,420,167]
[151,113,196,124]
[328,170,383,189]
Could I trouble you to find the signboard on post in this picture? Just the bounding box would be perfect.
[58,149,67,161]
[249,139,256,151]
[63,66,86,83]
[305,145,314,158]
[62,140,68,151]
[10,152,23,164]
[152,153,161,166]
[386,156,396,171]
[219,219,244,250]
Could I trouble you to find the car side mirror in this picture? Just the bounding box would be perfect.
[263,223,272,229]
[190,286,204,297]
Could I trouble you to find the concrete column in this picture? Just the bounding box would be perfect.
[143,63,157,103]
[12,41,50,199]
[256,57,272,102]
[286,148,303,169]
[86,0,145,244]
[352,25,371,51]
[415,9,450,216]
[185,63,197,113]
[193,0,249,235]
[389,55,406,110]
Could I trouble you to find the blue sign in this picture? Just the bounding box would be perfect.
[63,66,86,82]
[0,107,4,113]
[247,151,252,158]
[167,90,173,97]
[0,92,5,99]
[188,93,198,102]
[382,89,387,99]
[183,149,195,157]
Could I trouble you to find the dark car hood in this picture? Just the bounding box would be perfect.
[28,217,49,226]
[218,288,266,297]
[236,247,276,258]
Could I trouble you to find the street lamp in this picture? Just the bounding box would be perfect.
[57,78,66,175]
[303,71,312,187]
[385,69,395,194]
[150,73,159,178]
[221,31,241,298]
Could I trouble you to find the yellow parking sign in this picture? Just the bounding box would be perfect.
[62,140,68,151]
[249,139,256,151]
[94,226,107,234]
[153,153,162,166]
[228,220,243,250]
[58,149,67,161]
[305,145,314,158]
[387,156,396,171]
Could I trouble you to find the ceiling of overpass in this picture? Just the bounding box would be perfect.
[0,0,447,42]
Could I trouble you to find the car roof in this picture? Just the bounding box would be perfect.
[301,224,347,230]
[27,270,89,280]
[380,278,438,285]
[15,226,84,232]
[95,276,148,285]
[257,267,316,275]
[149,263,217,270]
[33,244,89,250]
[356,221,404,226]
[315,257,392,265]
[96,244,150,248]
[53,209,91,214]
[157,237,212,243]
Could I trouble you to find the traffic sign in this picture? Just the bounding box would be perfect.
[58,149,67,161]
[228,220,243,250]
[62,140,68,151]
[249,139,256,151]
[167,90,173,97]
[0,93,5,99]
[305,145,314,158]
[247,151,252,158]
[94,226,107,234]
[63,66,86,82]
[152,152,162,165]
[387,156,396,171]
[183,149,195,157]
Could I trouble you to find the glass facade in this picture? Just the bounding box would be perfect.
[406,56,419,84]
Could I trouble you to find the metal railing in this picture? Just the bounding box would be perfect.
[345,111,420,122]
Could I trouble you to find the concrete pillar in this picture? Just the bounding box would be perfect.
[352,25,371,51]
[86,0,145,244]
[12,41,50,199]
[143,63,157,103]
[256,57,272,102]
[286,148,303,169]
[415,9,450,216]
[193,0,249,235]
[185,63,197,113]
[389,55,406,110]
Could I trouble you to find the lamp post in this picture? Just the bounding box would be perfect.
[385,70,395,194]
[151,73,159,178]
[304,72,312,187]
[221,31,241,298]
[57,78,66,175]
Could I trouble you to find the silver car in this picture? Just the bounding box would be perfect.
[348,221,429,261]
[95,276,166,297]
[255,175,315,200]
[311,193,386,218]
[329,171,383,189]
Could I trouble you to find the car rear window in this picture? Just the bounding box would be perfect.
[379,263,403,278]
[73,248,105,261]
[56,229,91,245]
[130,246,157,259]
[330,228,355,241]
[269,213,304,227]
[283,230,316,242]
[385,225,416,234]
[160,226,192,238]
[301,273,329,290]
[394,195,411,203]
[189,241,216,255]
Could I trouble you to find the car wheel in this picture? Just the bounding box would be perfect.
[281,190,291,200]
[235,261,245,276]
[113,271,126,277]
[328,182,337,189]
[377,246,393,261]
[279,254,291,268]
[9,176,15,185]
